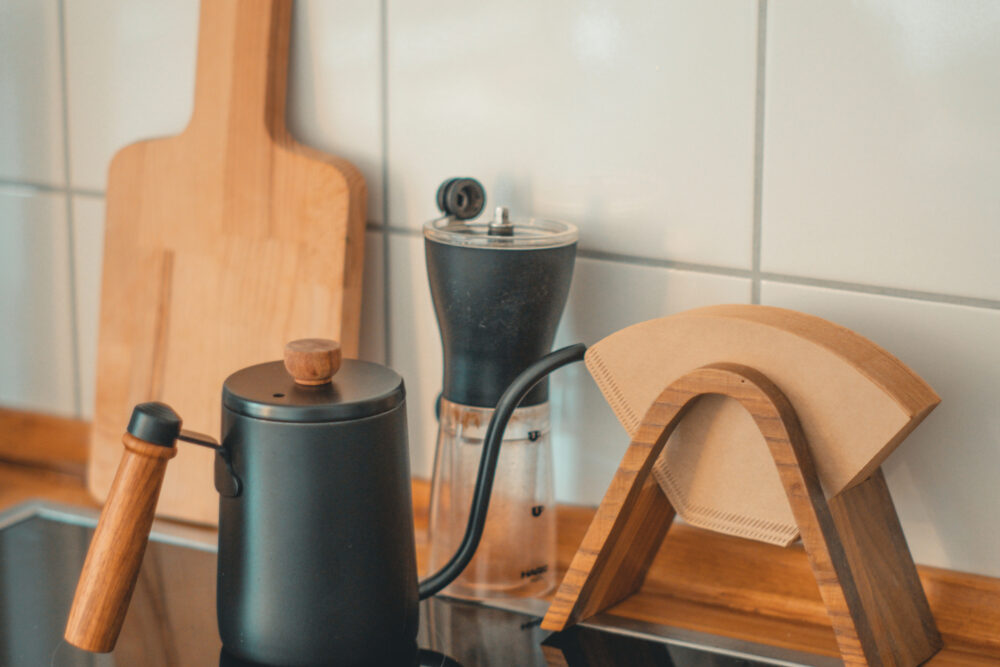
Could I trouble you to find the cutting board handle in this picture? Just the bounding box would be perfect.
[186,0,292,141]
[64,404,180,653]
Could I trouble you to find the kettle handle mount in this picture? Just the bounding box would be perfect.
[63,404,233,652]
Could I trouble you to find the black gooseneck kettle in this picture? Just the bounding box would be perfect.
[63,338,584,666]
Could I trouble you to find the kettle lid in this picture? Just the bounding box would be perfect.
[222,340,404,423]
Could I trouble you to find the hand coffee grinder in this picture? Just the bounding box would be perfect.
[424,178,578,599]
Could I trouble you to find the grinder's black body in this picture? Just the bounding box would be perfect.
[425,239,577,408]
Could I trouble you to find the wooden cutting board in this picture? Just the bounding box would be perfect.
[88,0,366,524]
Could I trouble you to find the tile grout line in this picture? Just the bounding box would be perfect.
[750,0,768,305]
[0,179,61,194]
[2,181,998,314]
[374,225,754,279]
[0,180,105,200]
[758,272,1000,310]
[70,187,104,198]
[371,224,1000,308]
[379,0,392,367]
[373,225,1000,308]
[55,0,83,417]
[577,247,753,279]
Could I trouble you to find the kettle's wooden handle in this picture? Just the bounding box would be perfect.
[64,433,177,652]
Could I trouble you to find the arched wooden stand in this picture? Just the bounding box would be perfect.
[541,363,942,666]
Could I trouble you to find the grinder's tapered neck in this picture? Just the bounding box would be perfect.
[425,238,577,408]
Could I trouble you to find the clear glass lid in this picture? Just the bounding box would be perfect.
[424,207,578,249]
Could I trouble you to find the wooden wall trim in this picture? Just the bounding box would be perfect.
[547,501,1000,661]
[0,408,89,477]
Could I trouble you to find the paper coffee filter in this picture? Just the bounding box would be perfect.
[584,304,939,546]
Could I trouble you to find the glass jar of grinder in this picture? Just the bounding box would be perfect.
[425,178,578,599]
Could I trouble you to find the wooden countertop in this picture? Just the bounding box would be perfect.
[2,408,998,664]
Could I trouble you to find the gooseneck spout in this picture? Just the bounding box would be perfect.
[418,343,587,600]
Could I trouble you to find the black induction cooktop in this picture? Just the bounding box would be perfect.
[0,503,832,666]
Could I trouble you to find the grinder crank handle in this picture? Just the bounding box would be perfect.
[64,402,182,653]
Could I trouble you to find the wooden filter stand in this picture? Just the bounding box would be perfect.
[542,363,942,666]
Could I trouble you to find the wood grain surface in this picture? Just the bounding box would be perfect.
[542,364,941,666]
[827,469,942,665]
[65,434,178,652]
[0,407,89,476]
[89,0,366,524]
[283,338,342,385]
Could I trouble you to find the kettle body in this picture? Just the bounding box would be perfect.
[217,358,418,665]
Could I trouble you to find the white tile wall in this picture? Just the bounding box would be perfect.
[0,188,76,415]
[386,234,440,477]
[386,0,758,267]
[358,230,386,364]
[70,195,105,419]
[287,0,384,222]
[762,281,1000,577]
[64,0,385,217]
[0,0,65,185]
[762,0,1000,300]
[3,0,1000,577]
[64,0,199,191]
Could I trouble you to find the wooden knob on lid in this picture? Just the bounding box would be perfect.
[284,339,342,385]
